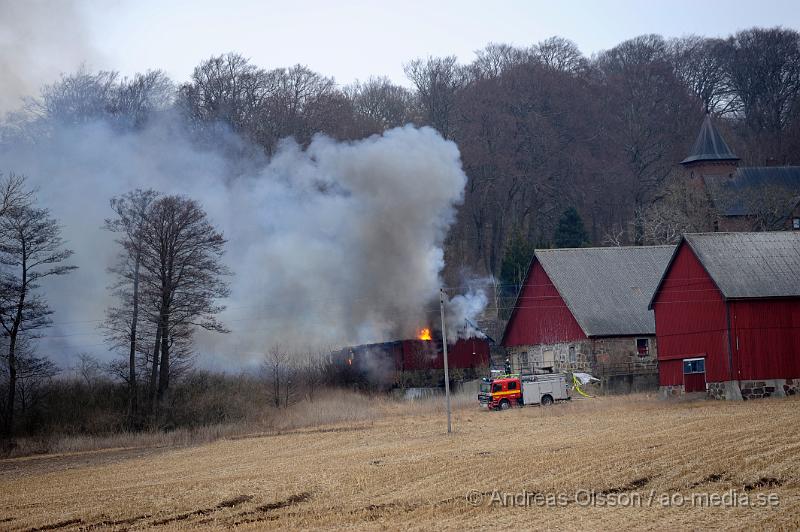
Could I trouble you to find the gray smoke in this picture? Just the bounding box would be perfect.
[0,0,101,114]
[0,116,485,368]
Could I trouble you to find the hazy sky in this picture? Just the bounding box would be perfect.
[80,0,800,85]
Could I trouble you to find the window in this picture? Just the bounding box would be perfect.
[636,338,650,356]
[492,383,503,393]
[568,346,576,363]
[508,381,517,391]
[793,217,800,230]
[683,359,705,374]
[519,351,529,369]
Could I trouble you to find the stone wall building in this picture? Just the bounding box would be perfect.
[681,115,800,232]
[502,246,674,393]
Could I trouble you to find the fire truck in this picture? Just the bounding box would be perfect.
[478,373,570,410]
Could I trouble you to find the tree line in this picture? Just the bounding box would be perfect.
[0,176,231,437]
[7,27,797,281]
[1,26,800,440]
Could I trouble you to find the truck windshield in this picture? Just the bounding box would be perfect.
[480,382,491,393]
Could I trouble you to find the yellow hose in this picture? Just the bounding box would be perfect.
[572,373,593,398]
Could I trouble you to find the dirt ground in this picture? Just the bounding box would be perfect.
[1,395,799,530]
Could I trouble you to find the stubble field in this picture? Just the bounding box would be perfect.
[1,393,799,530]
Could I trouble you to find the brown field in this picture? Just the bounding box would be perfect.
[1,393,799,531]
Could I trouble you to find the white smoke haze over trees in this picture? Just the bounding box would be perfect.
[0,115,476,367]
[0,0,101,114]
[2,3,800,375]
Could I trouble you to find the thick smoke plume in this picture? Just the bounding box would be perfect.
[0,0,100,114]
[0,116,485,367]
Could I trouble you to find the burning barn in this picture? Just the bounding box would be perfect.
[333,328,490,389]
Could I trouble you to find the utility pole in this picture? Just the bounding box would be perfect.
[439,288,452,434]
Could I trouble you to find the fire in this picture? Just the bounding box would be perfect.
[417,327,432,341]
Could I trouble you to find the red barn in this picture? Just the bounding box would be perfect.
[649,232,800,400]
[502,246,674,390]
[334,335,490,389]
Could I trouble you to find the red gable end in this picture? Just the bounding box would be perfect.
[502,260,587,347]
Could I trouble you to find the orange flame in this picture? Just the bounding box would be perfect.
[417,327,432,341]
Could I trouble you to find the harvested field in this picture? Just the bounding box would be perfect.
[1,394,799,530]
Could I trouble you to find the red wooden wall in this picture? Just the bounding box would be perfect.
[729,298,800,380]
[502,261,587,347]
[652,244,730,385]
[401,338,490,370]
[654,243,800,386]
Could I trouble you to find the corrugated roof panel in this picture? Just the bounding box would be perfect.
[535,245,675,337]
[684,232,800,298]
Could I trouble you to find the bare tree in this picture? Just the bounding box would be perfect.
[102,189,159,424]
[634,176,718,244]
[178,53,271,136]
[0,338,58,425]
[110,71,174,130]
[0,186,76,436]
[263,345,289,408]
[404,56,466,139]
[297,349,328,403]
[725,28,800,161]
[532,36,588,74]
[0,174,32,218]
[31,69,119,126]
[346,77,415,132]
[669,36,734,114]
[138,196,230,409]
[470,43,530,79]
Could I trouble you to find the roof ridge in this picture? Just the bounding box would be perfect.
[536,244,674,252]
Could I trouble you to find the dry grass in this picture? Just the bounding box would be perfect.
[4,389,385,458]
[1,394,799,530]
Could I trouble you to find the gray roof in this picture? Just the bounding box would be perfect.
[681,114,739,165]
[679,232,800,299]
[705,166,800,216]
[535,246,675,337]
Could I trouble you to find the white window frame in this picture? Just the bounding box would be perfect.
[682,357,706,374]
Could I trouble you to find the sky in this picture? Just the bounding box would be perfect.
[85,0,800,84]
[3,0,800,111]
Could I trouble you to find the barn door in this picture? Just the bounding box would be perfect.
[683,358,706,393]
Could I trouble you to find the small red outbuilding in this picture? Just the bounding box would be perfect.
[649,232,800,399]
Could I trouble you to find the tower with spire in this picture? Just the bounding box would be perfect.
[679,114,800,232]
[680,114,739,182]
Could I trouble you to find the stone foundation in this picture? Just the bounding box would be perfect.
[664,379,799,401]
[740,381,776,400]
[705,381,743,401]
[706,381,726,400]
[659,384,685,398]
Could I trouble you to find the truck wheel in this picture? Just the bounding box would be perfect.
[499,399,511,410]
[541,395,554,406]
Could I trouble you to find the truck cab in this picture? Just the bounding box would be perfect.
[478,376,522,410]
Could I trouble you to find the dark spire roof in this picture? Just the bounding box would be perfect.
[681,114,739,165]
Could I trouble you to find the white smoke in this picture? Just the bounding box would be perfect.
[0,117,479,368]
[445,282,491,343]
[0,0,101,114]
